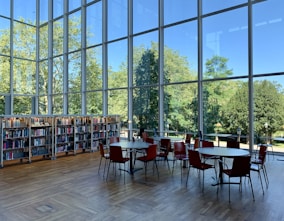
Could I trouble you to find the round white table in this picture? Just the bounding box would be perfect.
[110,140,150,174]
[197,147,250,184]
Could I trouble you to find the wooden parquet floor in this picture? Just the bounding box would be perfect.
[0,151,283,221]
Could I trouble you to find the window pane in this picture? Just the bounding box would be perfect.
[53,0,64,19]
[68,51,81,93]
[133,31,158,86]
[13,21,36,60]
[13,59,36,94]
[203,0,247,14]
[203,7,248,79]
[14,0,36,25]
[39,95,48,114]
[39,60,48,95]
[69,11,81,52]
[0,0,10,17]
[53,94,63,114]
[39,24,48,59]
[86,91,102,114]
[86,2,102,47]
[253,76,284,154]
[164,83,198,134]
[53,56,63,94]
[108,0,127,41]
[40,0,48,24]
[53,19,64,56]
[133,86,159,130]
[108,40,127,88]
[14,95,32,114]
[86,47,102,90]
[108,89,127,122]
[0,18,10,56]
[164,0,197,25]
[68,92,81,114]
[0,56,10,93]
[164,21,198,83]
[69,0,81,12]
[253,0,284,74]
[133,0,158,34]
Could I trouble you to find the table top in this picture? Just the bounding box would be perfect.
[151,136,183,142]
[110,140,150,149]
[198,147,250,157]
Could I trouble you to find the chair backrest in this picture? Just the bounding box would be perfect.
[174,142,186,155]
[145,144,157,160]
[99,143,105,157]
[145,137,154,144]
[185,134,192,144]
[227,140,240,149]
[231,156,251,177]
[258,145,267,164]
[109,146,124,161]
[109,136,120,144]
[202,140,214,148]
[193,138,200,149]
[160,138,171,152]
[188,149,202,167]
[142,132,148,142]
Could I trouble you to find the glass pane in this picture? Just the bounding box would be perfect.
[53,0,64,19]
[14,0,36,25]
[0,95,4,114]
[13,95,32,114]
[203,0,247,14]
[69,0,81,12]
[53,19,64,56]
[0,18,10,56]
[108,40,127,88]
[68,92,81,114]
[164,0,197,25]
[39,60,48,95]
[86,46,102,90]
[39,96,48,114]
[53,56,63,94]
[253,0,284,74]
[203,79,248,148]
[69,11,81,52]
[53,94,63,114]
[40,0,48,24]
[164,83,198,134]
[164,21,198,83]
[108,89,127,121]
[133,31,158,86]
[203,7,248,79]
[68,51,81,93]
[108,0,127,41]
[0,0,10,17]
[13,59,36,94]
[253,76,284,154]
[133,0,158,34]
[133,86,159,130]
[86,2,102,47]
[39,24,48,59]
[0,56,10,93]
[13,21,36,60]
[86,91,103,114]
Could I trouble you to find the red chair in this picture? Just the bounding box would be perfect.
[186,149,215,192]
[157,138,171,171]
[106,146,130,183]
[227,140,240,149]
[98,143,110,177]
[251,145,269,194]
[193,138,200,149]
[145,137,154,144]
[136,144,159,179]
[185,134,192,145]
[219,155,255,203]
[172,142,188,180]
[109,136,120,144]
[142,132,148,142]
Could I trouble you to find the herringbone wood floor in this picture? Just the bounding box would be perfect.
[0,150,283,221]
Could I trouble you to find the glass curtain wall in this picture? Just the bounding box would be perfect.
[0,0,284,153]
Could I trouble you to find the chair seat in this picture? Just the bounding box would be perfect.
[199,163,214,170]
